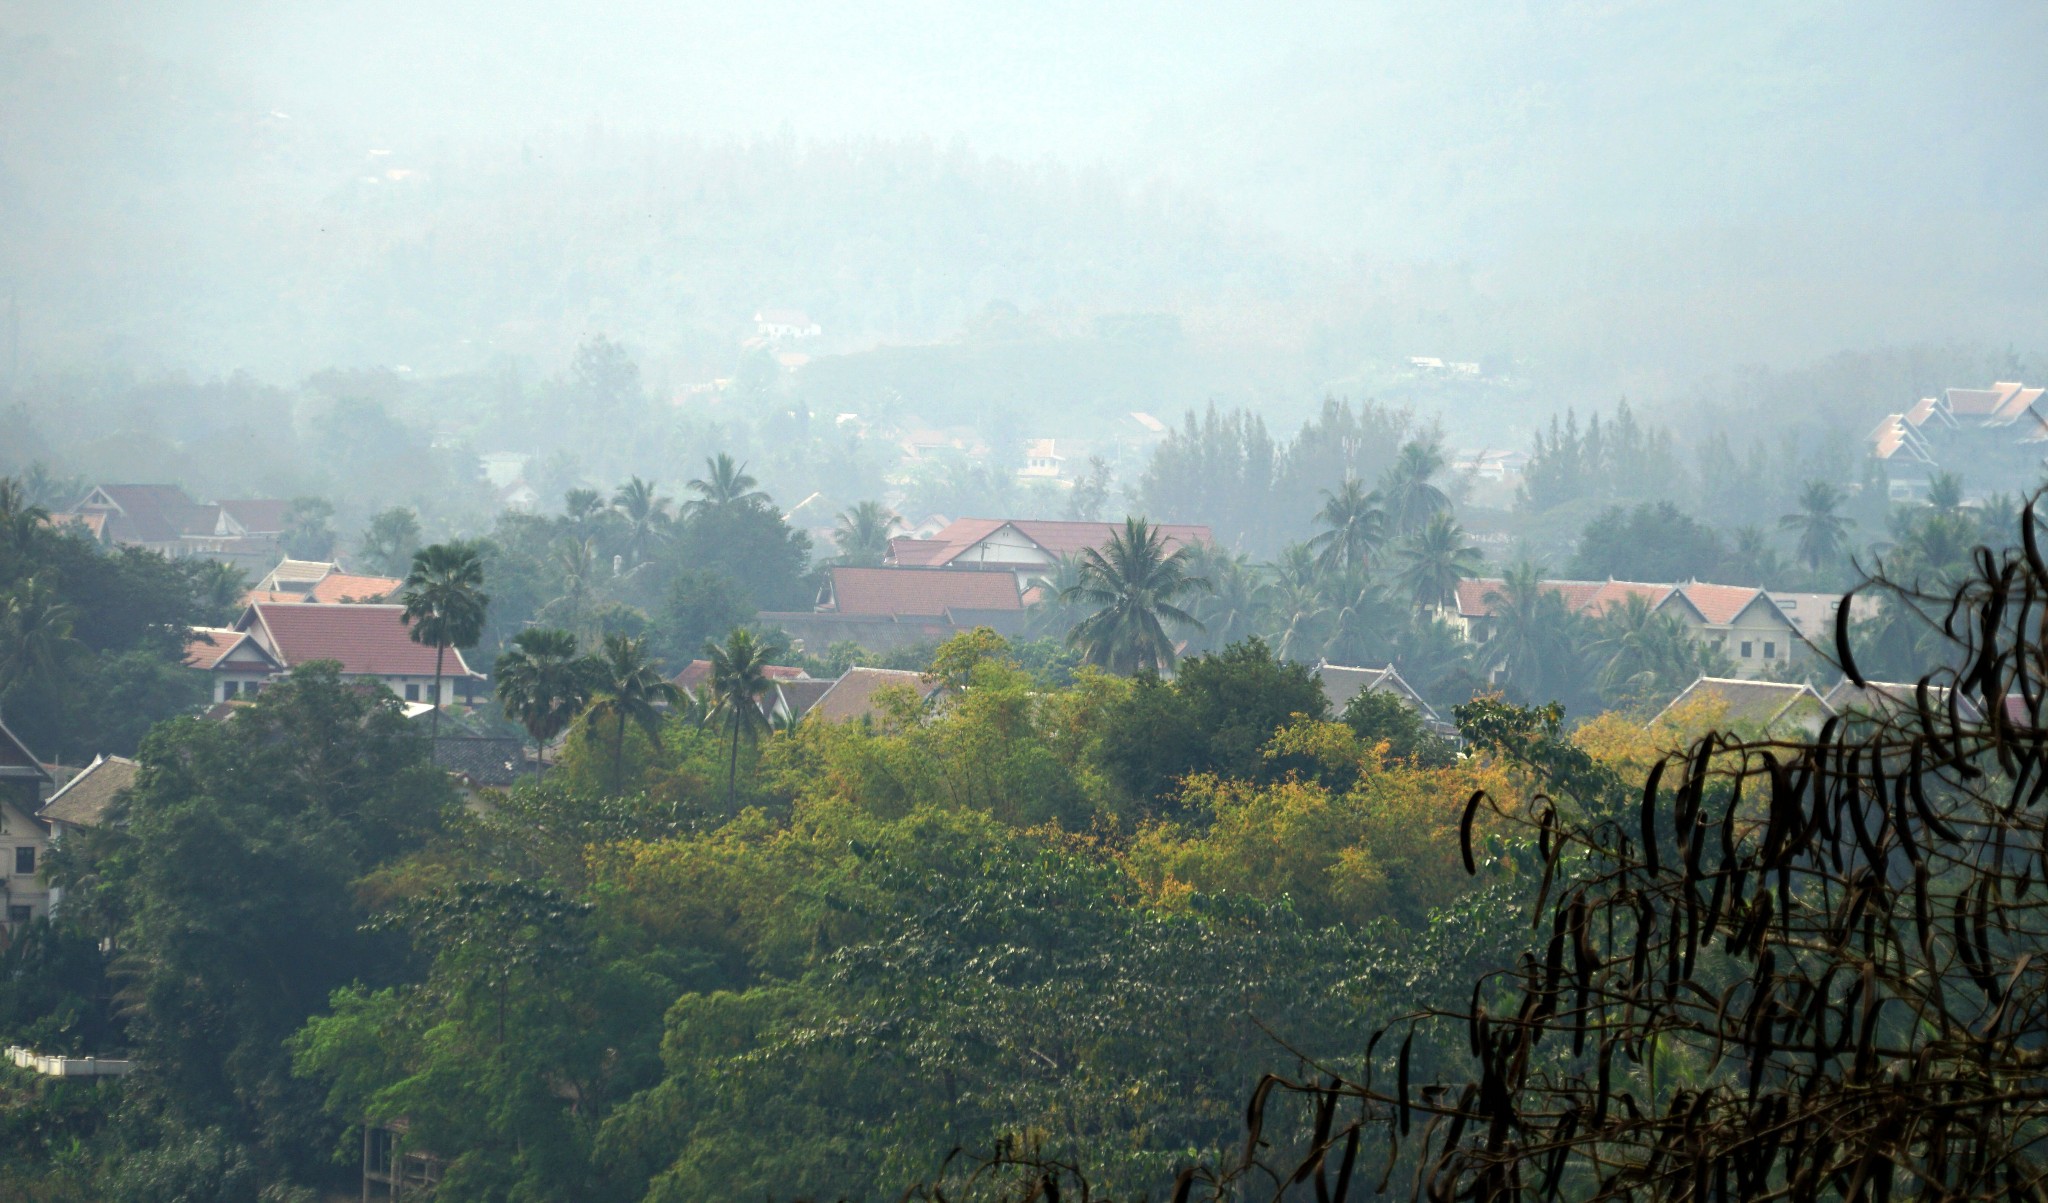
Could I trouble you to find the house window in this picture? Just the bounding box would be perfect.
[6,905,29,926]
[222,680,240,698]
[405,683,420,701]
[1764,641,1777,660]
[1740,641,1753,658]
[14,846,34,875]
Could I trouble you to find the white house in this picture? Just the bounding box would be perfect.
[0,719,54,934]
[232,602,484,706]
[754,309,821,341]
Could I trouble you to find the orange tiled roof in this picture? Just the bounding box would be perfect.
[307,573,401,603]
[1946,383,2022,417]
[1674,582,1771,625]
[808,667,944,724]
[184,627,253,670]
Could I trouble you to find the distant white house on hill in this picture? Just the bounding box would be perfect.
[754,309,820,341]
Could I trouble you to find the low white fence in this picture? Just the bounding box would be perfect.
[6,1045,132,1077]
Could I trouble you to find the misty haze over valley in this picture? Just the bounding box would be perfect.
[4,5,2048,1201]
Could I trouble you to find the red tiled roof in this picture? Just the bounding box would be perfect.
[185,627,261,670]
[1675,582,1772,625]
[1455,578,1671,619]
[239,603,479,678]
[217,498,291,534]
[1904,397,1938,426]
[887,517,1212,569]
[828,566,1022,617]
[887,536,952,567]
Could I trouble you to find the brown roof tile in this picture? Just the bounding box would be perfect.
[807,667,944,724]
[38,754,137,828]
[239,603,479,678]
[828,566,1022,617]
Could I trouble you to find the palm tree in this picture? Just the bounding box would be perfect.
[400,542,491,744]
[1722,525,1787,586]
[493,628,596,774]
[0,479,48,559]
[190,560,250,623]
[1190,549,1267,652]
[1779,480,1857,572]
[684,453,770,518]
[538,536,601,641]
[584,633,681,792]
[611,476,673,565]
[1479,561,1582,703]
[1378,439,1452,533]
[0,577,77,710]
[1061,518,1211,674]
[1391,512,1484,613]
[563,488,606,525]
[704,627,787,814]
[1585,593,1705,704]
[833,501,899,567]
[1926,471,1964,514]
[1307,480,1388,577]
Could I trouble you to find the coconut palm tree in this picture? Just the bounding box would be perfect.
[1307,479,1387,577]
[584,633,680,792]
[1321,570,1405,666]
[190,560,250,623]
[1585,592,1708,704]
[1190,549,1267,652]
[400,542,491,744]
[684,453,770,518]
[1722,525,1788,586]
[1391,512,1484,613]
[832,501,899,567]
[1061,518,1211,674]
[563,487,606,527]
[704,627,787,814]
[0,577,77,711]
[493,627,596,774]
[1378,439,1452,533]
[611,476,674,565]
[1926,471,1964,515]
[1779,480,1857,572]
[1480,561,1584,703]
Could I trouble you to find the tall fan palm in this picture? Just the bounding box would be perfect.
[584,633,680,792]
[704,627,788,814]
[833,501,899,567]
[1061,518,1211,674]
[611,476,674,565]
[1779,480,1857,572]
[1378,439,1452,533]
[493,627,596,774]
[1307,480,1388,577]
[400,542,491,744]
[684,453,770,517]
[1391,512,1485,613]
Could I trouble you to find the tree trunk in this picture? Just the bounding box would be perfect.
[613,712,627,793]
[430,643,446,746]
[726,713,743,817]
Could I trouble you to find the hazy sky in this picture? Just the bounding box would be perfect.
[6,0,2045,378]
[36,0,2047,254]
